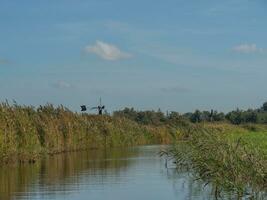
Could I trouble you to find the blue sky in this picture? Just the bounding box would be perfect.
[0,0,267,113]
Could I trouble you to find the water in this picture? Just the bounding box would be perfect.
[0,145,221,200]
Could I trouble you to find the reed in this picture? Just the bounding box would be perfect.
[0,102,173,164]
[167,124,267,198]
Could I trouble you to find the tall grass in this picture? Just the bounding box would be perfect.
[0,102,173,164]
[167,124,267,199]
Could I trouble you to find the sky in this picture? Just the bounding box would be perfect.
[0,0,267,113]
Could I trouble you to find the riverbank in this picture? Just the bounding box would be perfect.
[168,123,267,198]
[1,102,267,198]
[0,103,173,164]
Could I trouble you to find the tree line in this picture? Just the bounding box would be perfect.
[113,102,267,125]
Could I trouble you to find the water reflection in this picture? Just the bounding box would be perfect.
[1,145,261,200]
[0,148,138,200]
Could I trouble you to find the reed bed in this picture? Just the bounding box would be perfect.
[167,124,267,199]
[0,102,173,164]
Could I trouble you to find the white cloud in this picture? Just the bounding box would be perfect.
[233,44,263,54]
[53,81,72,89]
[84,40,132,61]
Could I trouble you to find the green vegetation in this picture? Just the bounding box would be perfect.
[0,102,173,164]
[113,104,267,196]
[115,101,267,125]
[166,123,267,198]
[1,100,267,198]
[227,127,267,157]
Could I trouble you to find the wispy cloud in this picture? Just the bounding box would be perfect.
[161,86,191,93]
[53,81,72,89]
[84,40,132,61]
[138,44,266,73]
[232,44,263,54]
[0,58,11,65]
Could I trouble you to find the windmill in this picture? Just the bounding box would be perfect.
[80,98,105,115]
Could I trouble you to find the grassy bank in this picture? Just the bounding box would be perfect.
[168,123,267,198]
[0,103,173,164]
[1,101,267,198]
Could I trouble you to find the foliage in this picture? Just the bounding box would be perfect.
[0,102,174,164]
[113,108,166,125]
[263,102,267,112]
[114,101,267,125]
[226,109,258,124]
[167,125,267,198]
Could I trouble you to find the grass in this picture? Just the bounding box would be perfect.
[227,130,267,156]
[1,101,267,198]
[202,123,267,156]
[166,123,267,199]
[0,102,174,164]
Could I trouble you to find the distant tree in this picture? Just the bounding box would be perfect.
[244,111,258,123]
[156,110,166,123]
[190,110,201,123]
[114,101,267,125]
[113,107,137,121]
[201,111,211,121]
[183,112,193,120]
[168,111,180,120]
[213,112,225,121]
[226,109,243,125]
[263,102,267,111]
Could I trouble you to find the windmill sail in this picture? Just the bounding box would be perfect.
[81,105,87,111]
[80,98,105,115]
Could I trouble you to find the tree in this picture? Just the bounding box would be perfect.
[244,111,258,123]
[213,112,225,121]
[201,111,211,121]
[263,102,267,111]
[226,109,243,125]
[190,110,201,123]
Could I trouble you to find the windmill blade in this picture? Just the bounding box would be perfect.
[102,106,105,109]
[81,105,87,111]
[90,107,98,110]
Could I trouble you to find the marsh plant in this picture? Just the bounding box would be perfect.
[166,126,267,199]
[0,102,173,164]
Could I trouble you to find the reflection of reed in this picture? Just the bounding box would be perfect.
[161,166,212,200]
[167,169,267,200]
[0,147,140,200]
[0,164,40,200]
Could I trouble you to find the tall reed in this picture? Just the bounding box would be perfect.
[0,102,173,164]
[167,125,267,198]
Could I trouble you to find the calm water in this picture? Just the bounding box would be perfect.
[1,145,222,200]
